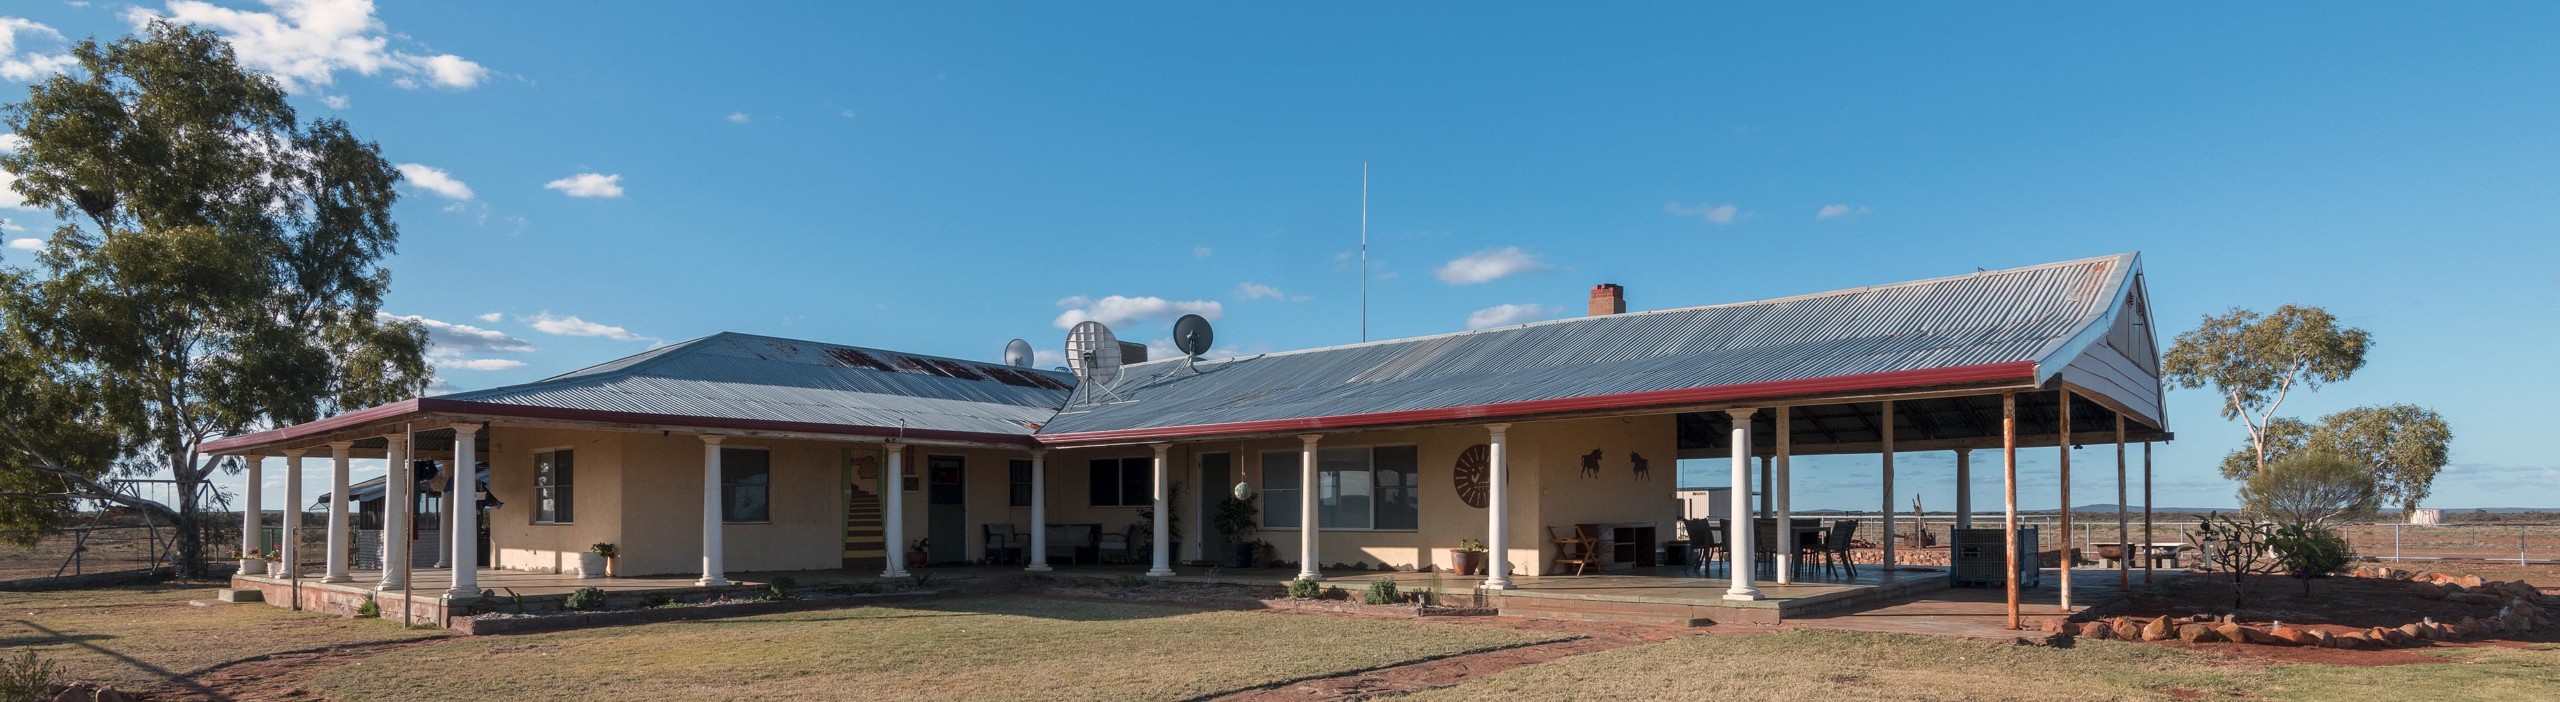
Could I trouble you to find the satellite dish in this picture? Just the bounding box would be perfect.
[1003,339,1034,368]
[1173,314,1215,358]
[1064,321,1123,390]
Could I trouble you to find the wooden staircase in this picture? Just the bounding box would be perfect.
[842,483,885,571]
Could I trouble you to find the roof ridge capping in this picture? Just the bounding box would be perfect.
[1134,251,2142,370]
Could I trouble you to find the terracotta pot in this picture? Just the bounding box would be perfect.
[1450,550,1485,576]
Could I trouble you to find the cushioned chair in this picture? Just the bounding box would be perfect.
[983,524,1024,565]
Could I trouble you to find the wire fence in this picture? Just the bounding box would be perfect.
[0,520,240,586]
[1798,513,2560,567]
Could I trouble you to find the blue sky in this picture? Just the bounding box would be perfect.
[3,2,2556,513]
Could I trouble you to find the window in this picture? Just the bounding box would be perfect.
[721,447,771,522]
[1009,459,1033,507]
[1263,446,1417,531]
[1087,457,1153,507]
[534,449,573,523]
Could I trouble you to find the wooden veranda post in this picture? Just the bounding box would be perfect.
[2116,414,2129,591]
[2143,441,2154,584]
[2002,391,2020,630]
[2058,387,2072,612]
[1881,400,1896,571]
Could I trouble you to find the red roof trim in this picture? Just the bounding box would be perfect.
[1033,361,2040,446]
[200,397,1041,453]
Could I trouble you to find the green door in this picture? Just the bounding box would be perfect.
[926,455,966,564]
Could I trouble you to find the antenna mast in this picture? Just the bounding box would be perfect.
[1360,162,1369,342]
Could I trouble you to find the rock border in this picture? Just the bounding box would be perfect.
[2068,566,2550,650]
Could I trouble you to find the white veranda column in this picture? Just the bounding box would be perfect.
[446,424,480,598]
[1295,434,1321,580]
[1954,449,1974,530]
[239,454,264,575]
[377,433,409,590]
[1026,450,1051,572]
[1724,409,1761,601]
[434,460,453,569]
[1482,423,1513,590]
[282,449,305,577]
[881,443,909,578]
[1147,443,1174,577]
[324,442,353,582]
[1774,406,1794,584]
[699,435,730,586]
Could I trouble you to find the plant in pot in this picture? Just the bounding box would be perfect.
[1451,538,1488,576]
[1250,539,1276,568]
[907,538,930,568]
[584,543,617,579]
[262,547,285,577]
[1213,491,1261,568]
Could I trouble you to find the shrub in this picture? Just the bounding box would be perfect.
[1363,578,1402,605]
[639,594,675,608]
[767,575,799,601]
[356,594,380,618]
[2269,522,2353,595]
[1287,577,1324,599]
[2189,512,2284,612]
[589,542,618,558]
[563,587,608,612]
[0,650,63,702]
[2242,453,2380,525]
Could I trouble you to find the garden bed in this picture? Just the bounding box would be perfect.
[2074,565,2552,650]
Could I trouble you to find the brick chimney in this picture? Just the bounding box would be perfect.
[1588,283,1626,316]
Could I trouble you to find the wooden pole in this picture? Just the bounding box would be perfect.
[2116,414,2129,591]
[2142,440,2154,584]
[1881,400,1896,573]
[2002,391,2020,630]
[2058,387,2072,612]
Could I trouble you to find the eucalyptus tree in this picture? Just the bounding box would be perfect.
[2226,405,2452,514]
[2163,305,2371,478]
[0,21,428,574]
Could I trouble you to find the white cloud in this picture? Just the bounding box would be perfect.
[0,133,25,211]
[7,237,45,252]
[475,312,502,323]
[1434,246,1547,285]
[1465,303,1558,330]
[1816,203,1870,220]
[0,18,76,81]
[726,112,749,124]
[395,163,473,201]
[525,312,656,343]
[441,357,524,371]
[1236,282,1285,301]
[1664,201,1741,225]
[1193,246,1212,259]
[543,172,623,199]
[0,170,25,210]
[838,108,858,119]
[0,133,26,152]
[379,312,534,354]
[1,220,24,233]
[317,94,349,109]
[126,0,490,92]
[1030,348,1066,370]
[1051,295,1222,330]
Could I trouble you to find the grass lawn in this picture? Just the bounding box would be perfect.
[307,596,1568,701]
[1403,629,2560,702]
[0,584,445,693]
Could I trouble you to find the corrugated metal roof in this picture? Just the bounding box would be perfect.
[1039,253,2144,437]
[443,332,1075,437]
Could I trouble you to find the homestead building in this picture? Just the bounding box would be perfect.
[208,253,2168,627]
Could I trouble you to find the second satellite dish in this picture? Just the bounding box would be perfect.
[1173,314,1214,358]
[1064,321,1123,387]
[1003,338,1034,368]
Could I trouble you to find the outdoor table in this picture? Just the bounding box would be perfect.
[2090,542,2187,569]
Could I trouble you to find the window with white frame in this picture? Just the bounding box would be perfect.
[1262,445,1417,530]
[721,447,771,522]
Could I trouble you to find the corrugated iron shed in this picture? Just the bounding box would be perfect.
[1038,253,2157,441]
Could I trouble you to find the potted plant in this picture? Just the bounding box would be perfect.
[1251,539,1276,569]
[262,547,285,577]
[906,538,929,568]
[1451,538,1488,576]
[582,543,616,579]
[237,550,263,576]
[1213,492,1261,568]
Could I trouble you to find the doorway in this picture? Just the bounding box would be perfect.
[926,455,966,564]
[1197,452,1232,563]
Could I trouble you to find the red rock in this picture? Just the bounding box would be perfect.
[2078,621,2114,640]
[2142,616,2176,641]
[2212,623,2253,644]
[2111,617,2145,640]
[2330,631,2373,649]
[2396,623,2426,641]
[2457,575,2487,588]
[2267,626,2316,646]
[2177,623,2225,643]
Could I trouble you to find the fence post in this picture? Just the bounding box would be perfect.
[2524,526,2531,567]
[2393,523,2401,562]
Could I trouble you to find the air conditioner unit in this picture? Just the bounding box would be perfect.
[1950,527,2040,588]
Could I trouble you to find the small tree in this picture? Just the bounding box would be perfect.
[2188,513,2284,612]
[2268,522,2353,597]
[2165,305,2370,479]
[2240,453,2379,525]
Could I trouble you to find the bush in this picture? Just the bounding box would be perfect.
[1363,578,1402,605]
[2242,453,2380,525]
[356,594,380,618]
[767,575,799,601]
[1287,577,1324,599]
[563,586,608,611]
[639,594,675,609]
[0,650,63,702]
[2270,522,2353,595]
